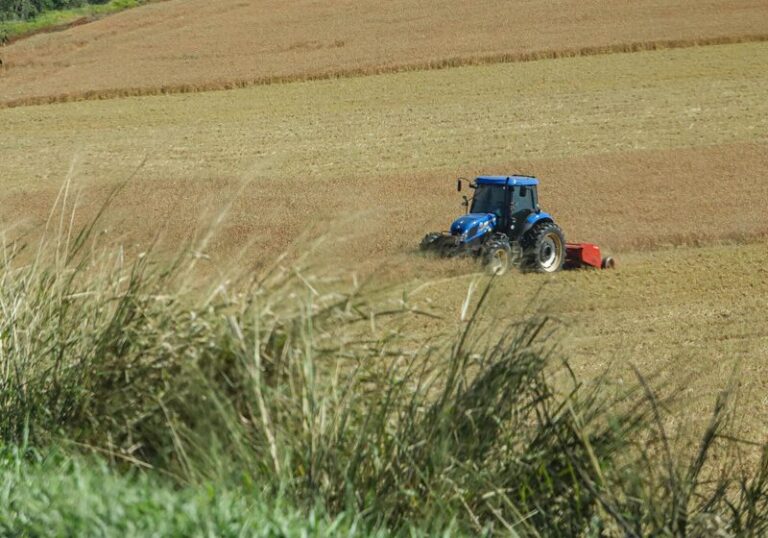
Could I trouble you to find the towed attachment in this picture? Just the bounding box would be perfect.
[565,242,616,270]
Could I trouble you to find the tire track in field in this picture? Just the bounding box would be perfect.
[2,33,767,109]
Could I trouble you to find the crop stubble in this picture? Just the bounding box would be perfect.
[409,242,768,446]
[1,18,767,448]
[1,0,768,107]
[1,42,766,269]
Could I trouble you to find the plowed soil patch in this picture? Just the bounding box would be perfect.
[2,0,768,106]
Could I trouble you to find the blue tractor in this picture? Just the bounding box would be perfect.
[420,175,566,275]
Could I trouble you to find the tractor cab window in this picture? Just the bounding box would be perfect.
[470,185,506,215]
[512,186,536,212]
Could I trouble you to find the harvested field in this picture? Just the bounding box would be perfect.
[412,242,768,444]
[1,0,768,107]
[2,43,767,269]
[4,143,768,275]
[3,0,768,532]
[1,32,766,450]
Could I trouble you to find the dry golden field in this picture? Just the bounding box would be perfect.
[2,42,767,268]
[1,0,768,107]
[409,242,768,444]
[2,6,768,448]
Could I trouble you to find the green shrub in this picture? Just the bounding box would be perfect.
[0,0,107,22]
[0,0,143,41]
[0,445,392,537]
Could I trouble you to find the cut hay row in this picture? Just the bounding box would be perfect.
[2,33,768,109]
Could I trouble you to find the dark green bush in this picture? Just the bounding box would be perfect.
[0,0,110,22]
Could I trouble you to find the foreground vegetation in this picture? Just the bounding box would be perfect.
[1,206,768,536]
[1,446,378,537]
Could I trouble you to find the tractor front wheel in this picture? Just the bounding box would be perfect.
[420,232,442,251]
[484,241,512,276]
[523,222,566,273]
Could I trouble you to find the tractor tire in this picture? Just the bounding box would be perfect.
[483,241,512,276]
[420,232,442,251]
[522,222,566,273]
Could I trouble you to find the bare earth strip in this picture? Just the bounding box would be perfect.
[1,0,768,107]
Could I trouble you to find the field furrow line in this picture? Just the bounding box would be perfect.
[2,32,768,109]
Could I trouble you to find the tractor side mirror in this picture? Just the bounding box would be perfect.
[457,179,462,192]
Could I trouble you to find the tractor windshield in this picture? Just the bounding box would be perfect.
[470,185,506,216]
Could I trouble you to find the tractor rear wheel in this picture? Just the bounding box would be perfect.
[484,241,512,276]
[523,222,566,273]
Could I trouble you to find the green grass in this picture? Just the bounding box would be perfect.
[0,445,394,537]
[0,0,144,43]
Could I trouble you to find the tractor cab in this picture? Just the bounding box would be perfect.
[422,174,573,275]
[459,176,540,240]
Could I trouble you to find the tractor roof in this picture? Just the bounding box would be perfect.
[476,175,538,187]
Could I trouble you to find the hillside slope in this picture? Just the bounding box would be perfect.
[2,43,767,267]
[1,0,768,106]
